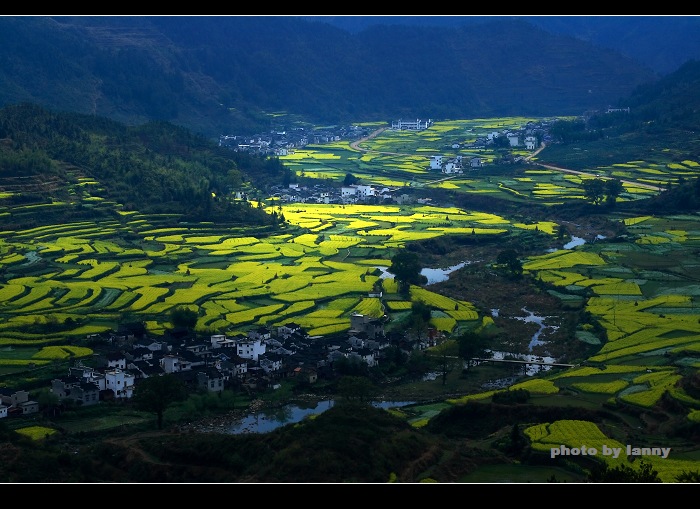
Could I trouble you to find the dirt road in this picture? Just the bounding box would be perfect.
[527,142,663,192]
[349,127,387,151]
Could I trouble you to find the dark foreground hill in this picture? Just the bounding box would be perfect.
[0,400,631,483]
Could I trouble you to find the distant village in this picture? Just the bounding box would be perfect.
[222,118,554,206]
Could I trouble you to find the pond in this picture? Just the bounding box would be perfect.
[563,236,586,249]
[421,261,471,284]
[226,399,415,434]
[375,261,473,285]
[554,234,606,251]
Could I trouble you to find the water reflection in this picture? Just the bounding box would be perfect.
[563,236,586,249]
[513,307,558,350]
[421,262,471,284]
[227,400,414,434]
[375,261,472,285]
[485,306,558,377]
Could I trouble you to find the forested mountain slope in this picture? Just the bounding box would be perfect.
[311,16,700,75]
[0,103,285,227]
[0,16,657,139]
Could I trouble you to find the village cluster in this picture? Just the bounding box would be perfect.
[0,310,444,418]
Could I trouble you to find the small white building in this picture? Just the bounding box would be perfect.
[355,185,376,200]
[237,337,266,361]
[341,186,357,201]
[104,368,135,399]
[161,354,182,373]
[210,334,236,349]
[443,156,463,174]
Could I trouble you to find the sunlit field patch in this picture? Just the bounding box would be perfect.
[32,345,93,359]
[385,300,412,311]
[523,251,606,270]
[571,380,629,394]
[15,426,58,440]
[552,365,657,379]
[510,378,559,394]
[618,372,682,408]
[624,216,653,226]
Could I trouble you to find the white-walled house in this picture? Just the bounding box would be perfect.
[525,135,538,150]
[507,133,520,147]
[259,353,283,374]
[237,337,266,361]
[161,354,182,373]
[341,186,357,200]
[341,184,377,202]
[349,348,378,367]
[248,327,272,342]
[69,365,106,390]
[443,156,463,174]
[430,155,443,170]
[210,334,236,349]
[104,368,135,399]
[278,322,303,339]
[0,388,29,407]
[106,352,127,370]
[355,185,376,200]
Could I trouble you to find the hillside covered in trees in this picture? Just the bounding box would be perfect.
[0,16,660,139]
[0,103,286,228]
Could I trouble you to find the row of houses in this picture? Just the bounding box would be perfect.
[219,125,371,156]
[429,155,484,174]
[1,311,443,418]
[273,182,429,206]
[221,118,436,156]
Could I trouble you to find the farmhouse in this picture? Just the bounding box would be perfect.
[0,388,38,417]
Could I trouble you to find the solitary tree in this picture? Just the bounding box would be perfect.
[388,250,428,294]
[495,249,523,278]
[434,342,459,386]
[583,178,606,205]
[343,173,359,185]
[457,330,491,370]
[132,374,188,430]
[170,306,198,330]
